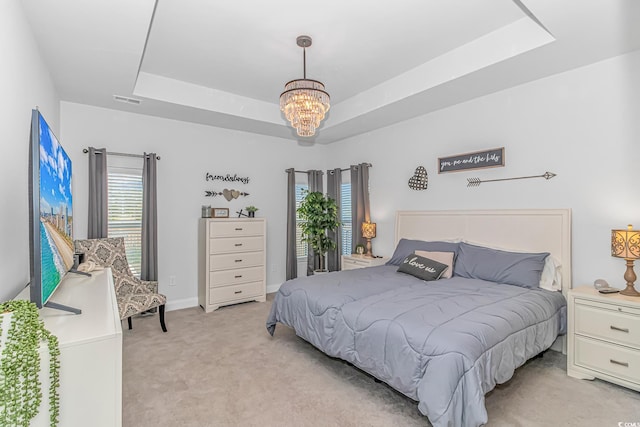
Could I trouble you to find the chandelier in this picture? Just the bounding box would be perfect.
[280,35,330,137]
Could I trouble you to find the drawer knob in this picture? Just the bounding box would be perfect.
[235,259,243,263]
[610,325,630,333]
[234,275,243,278]
[235,228,243,231]
[235,243,243,247]
[234,290,242,294]
[610,359,629,368]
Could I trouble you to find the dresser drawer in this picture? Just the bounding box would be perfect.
[209,221,264,238]
[575,301,640,349]
[210,266,263,287]
[210,236,264,254]
[209,251,264,271]
[574,336,640,385]
[209,281,263,304]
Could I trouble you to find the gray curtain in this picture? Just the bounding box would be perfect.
[87,147,108,239]
[285,168,297,280]
[307,170,324,275]
[350,163,371,252]
[141,153,158,281]
[326,168,342,272]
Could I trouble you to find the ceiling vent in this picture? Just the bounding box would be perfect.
[113,95,141,105]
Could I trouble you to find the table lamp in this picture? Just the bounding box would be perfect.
[611,224,640,297]
[362,222,377,258]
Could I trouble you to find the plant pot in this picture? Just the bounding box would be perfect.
[248,211,255,218]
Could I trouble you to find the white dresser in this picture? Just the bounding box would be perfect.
[198,218,266,312]
[567,286,640,391]
[341,254,389,270]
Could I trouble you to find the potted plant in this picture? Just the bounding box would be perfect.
[297,191,340,273]
[245,206,259,218]
[0,300,60,426]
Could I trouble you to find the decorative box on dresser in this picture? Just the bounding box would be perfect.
[567,286,640,391]
[198,218,266,312]
[341,254,389,270]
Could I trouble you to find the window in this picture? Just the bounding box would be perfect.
[295,183,352,258]
[107,165,143,277]
[295,184,308,258]
[340,183,352,255]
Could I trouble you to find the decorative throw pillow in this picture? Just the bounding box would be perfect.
[397,254,449,281]
[415,250,455,279]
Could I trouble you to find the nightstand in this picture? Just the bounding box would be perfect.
[567,286,640,391]
[341,254,389,271]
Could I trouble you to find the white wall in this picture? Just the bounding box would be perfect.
[336,50,640,289]
[60,102,328,309]
[0,0,60,301]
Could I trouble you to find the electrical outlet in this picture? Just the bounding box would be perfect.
[169,275,176,286]
[271,264,277,273]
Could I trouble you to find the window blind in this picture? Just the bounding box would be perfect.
[107,168,143,276]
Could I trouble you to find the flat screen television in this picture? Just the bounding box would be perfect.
[29,109,80,313]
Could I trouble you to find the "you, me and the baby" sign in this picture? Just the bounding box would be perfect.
[438,147,504,173]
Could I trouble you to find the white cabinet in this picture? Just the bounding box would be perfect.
[15,268,122,427]
[199,218,266,312]
[341,254,389,270]
[567,286,640,391]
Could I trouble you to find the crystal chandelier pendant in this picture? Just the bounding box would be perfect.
[280,36,330,137]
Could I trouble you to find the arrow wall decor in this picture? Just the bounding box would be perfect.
[467,171,556,188]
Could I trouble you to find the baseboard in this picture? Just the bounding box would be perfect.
[266,282,282,294]
[166,297,198,312]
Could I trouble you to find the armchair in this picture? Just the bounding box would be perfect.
[74,237,167,332]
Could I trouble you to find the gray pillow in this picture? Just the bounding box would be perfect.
[453,242,549,288]
[387,239,460,266]
[397,254,449,281]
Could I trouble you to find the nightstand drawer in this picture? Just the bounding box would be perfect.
[574,336,640,385]
[341,255,388,270]
[575,301,640,349]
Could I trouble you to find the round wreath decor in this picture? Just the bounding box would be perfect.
[0,300,60,426]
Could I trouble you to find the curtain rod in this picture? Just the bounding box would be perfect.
[287,163,372,174]
[82,148,161,160]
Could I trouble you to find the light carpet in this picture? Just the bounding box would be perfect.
[123,295,640,426]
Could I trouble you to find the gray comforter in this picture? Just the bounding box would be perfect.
[267,266,566,427]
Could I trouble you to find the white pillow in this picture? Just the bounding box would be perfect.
[415,250,455,279]
[461,239,562,291]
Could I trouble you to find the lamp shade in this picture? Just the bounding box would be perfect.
[611,225,640,259]
[362,222,377,239]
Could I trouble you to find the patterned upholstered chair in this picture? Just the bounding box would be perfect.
[74,237,167,332]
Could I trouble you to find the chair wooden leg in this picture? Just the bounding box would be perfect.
[159,304,167,332]
[128,317,132,330]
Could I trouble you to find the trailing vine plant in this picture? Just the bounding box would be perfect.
[0,300,60,427]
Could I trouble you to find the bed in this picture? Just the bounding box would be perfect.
[267,209,571,427]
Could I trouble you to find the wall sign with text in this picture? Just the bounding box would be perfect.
[438,147,505,173]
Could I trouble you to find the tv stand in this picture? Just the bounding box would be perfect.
[44,300,81,315]
[69,268,92,277]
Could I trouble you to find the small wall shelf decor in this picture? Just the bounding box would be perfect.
[408,166,428,190]
[439,147,505,173]
[467,171,557,188]
[204,190,250,200]
[205,172,250,184]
